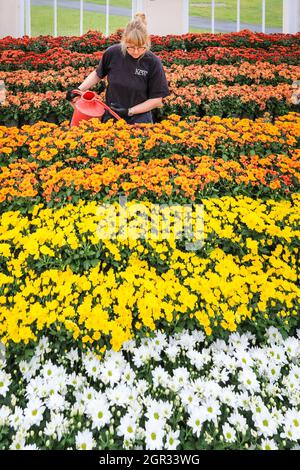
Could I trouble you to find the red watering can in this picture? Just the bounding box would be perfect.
[70,90,121,126]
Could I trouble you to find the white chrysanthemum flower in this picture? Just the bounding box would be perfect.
[260,438,278,450]
[9,406,24,431]
[178,331,195,351]
[65,348,80,364]
[127,402,144,421]
[25,376,44,400]
[229,332,250,350]
[127,388,139,406]
[44,420,57,438]
[24,398,45,428]
[204,398,221,422]
[0,370,11,397]
[202,380,222,399]
[144,421,164,450]
[289,365,300,382]
[270,407,284,427]
[132,345,152,367]
[145,401,168,425]
[265,327,283,345]
[172,367,190,390]
[261,361,282,383]
[152,366,171,388]
[75,429,95,450]
[35,336,50,356]
[251,347,268,368]
[83,358,101,380]
[104,349,127,370]
[44,412,69,441]
[80,386,98,404]
[239,368,260,393]
[9,436,26,450]
[164,344,180,362]
[19,361,31,380]
[121,339,136,353]
[281,376,300,399]
[41,361,62,380]
[234,350,253,368]
[122,365,136,385]
[219,368,230,384]
[187,406,206,437]
[179,388,199,411]
[254,410,278,438]
[165,429,180,450]
[208,367,225,383]
[228,412,248,434]
[222,422,237,443]
[107,384,130,407]
[191,330,205,344]
[43,376,66,398]
[161,401,173,420]
[117,413,137,440]
[249,396,267,415]
[281,409,300,441]
[0,405,11,426]
[192,377,205,398]
[266,345,287,365]
[46,392,67,412]
[135,379,148,396]
[86,396,111,430]
[210,338,228,353]
[186,350,205,371]
[219,387,238,408]
[151,331,168,352]
[235,391,251,410]
[217,354,238,373]
[68,372,85,389]
[284,337,300,359]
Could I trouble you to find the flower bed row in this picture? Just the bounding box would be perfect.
[1,114,299,163]
[2,46,300,72]
[1,29,299,53]
[1,328,300,450]
[1,77,299,126]
[3,63,300,94]
[0,196,299,351]
[1,150,299,208]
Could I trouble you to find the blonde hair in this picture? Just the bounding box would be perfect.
[121,13,151,55]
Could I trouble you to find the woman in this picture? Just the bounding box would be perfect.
[66,13,170,124]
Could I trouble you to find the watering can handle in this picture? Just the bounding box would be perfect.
[72,89,82,97]
[100,102,122,121]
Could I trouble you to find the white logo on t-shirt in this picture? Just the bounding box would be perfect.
[135,68,148,77]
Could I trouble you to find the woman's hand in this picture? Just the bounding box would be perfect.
[66,89,81,102]
[110,103,129,117]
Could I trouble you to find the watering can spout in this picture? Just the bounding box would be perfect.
[69,90,121,126]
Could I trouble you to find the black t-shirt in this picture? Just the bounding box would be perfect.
[96,44,170,108]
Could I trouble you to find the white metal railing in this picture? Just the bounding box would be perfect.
[212,0,267,33]
[21,0,282,38]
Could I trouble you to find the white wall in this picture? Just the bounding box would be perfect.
[283,0,300,33]
[0,0,24,38]
[132,0,189,35]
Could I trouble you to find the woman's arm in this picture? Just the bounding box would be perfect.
[129,98,163,115]
[69,70,101,109]
[78,70,101,91]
